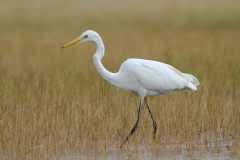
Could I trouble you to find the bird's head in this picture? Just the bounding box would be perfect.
[62,30,100,48]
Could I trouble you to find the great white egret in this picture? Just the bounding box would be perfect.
[62,30,200,147]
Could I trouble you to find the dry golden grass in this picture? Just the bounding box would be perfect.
[0,0,240,159]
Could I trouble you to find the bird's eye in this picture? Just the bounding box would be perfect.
[84,35,88,38]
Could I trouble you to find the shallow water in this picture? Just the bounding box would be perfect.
[58,150,236,160]
[58,140,239,160]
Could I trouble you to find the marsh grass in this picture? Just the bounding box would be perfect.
[0,0,240,159]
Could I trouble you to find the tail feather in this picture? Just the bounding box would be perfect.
[182,73,200,91]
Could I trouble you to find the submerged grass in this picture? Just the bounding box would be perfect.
[0,0,240,159]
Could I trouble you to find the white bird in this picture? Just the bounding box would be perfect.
[62,30,200,147]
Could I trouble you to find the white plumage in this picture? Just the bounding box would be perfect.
[115,58,199,96]
[62,30,200,147]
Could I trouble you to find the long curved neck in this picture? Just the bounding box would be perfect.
[92,37,117,84]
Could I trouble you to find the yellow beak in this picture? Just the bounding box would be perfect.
[62,37,81,48]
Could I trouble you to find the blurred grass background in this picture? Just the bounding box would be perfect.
[0,0,240,159]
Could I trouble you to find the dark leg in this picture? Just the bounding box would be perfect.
[145,98,157,139]
[120,98,144,148]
